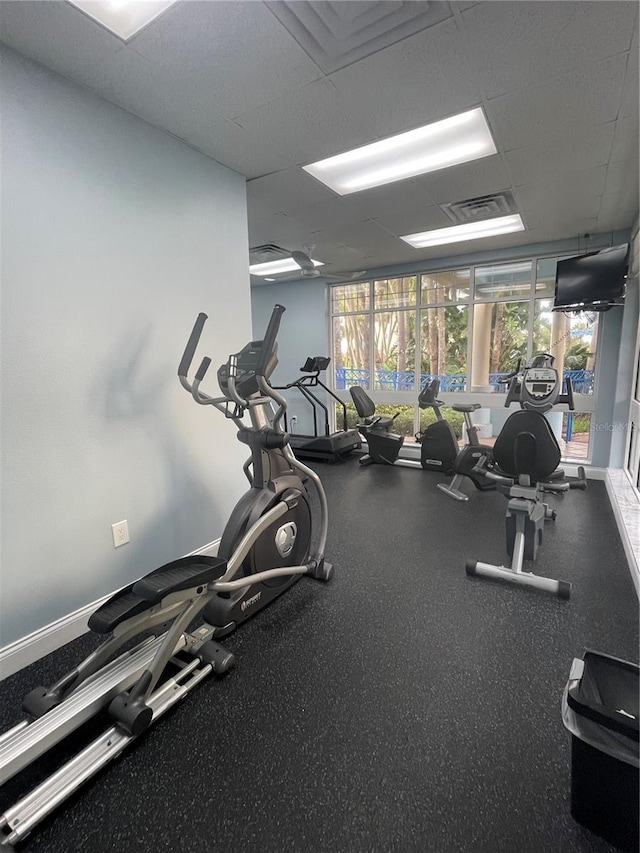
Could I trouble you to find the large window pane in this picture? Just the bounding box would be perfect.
[535,301,598,394]
[421,269,470,305]
[374,276,417,309]
[535,257,566,298]
[420,305,468,391]
[471,301,529,390]
[333,314,371,389]
[331,282,370,314]
[533,298,553,354]
[475,261,533,300]
[374,310,416,389]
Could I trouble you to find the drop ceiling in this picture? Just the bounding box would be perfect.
[1,1,638,284]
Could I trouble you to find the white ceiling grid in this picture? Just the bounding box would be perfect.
[0,0,637,280]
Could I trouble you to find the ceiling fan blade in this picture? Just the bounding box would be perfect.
[291,250,314,272]
[326,270,367,280]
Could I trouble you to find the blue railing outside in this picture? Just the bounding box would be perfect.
[335,367,595,395]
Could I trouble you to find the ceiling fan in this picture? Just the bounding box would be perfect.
[290,246,367,281]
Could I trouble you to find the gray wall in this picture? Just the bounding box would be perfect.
[252,281,330,435]
[0,48,252,647]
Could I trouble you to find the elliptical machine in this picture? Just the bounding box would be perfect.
[0,304,332,847]
[465,355,586,598]
[349,379,459,470]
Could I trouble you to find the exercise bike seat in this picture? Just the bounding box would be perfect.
[452,403,481,413]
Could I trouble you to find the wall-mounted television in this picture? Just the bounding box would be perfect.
[553,243,630,312]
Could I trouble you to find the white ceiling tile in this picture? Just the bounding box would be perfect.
[599,183,640,218]
[247,169,336,214]
[619,47,639,119]
[522,196,603,231]
[0,1,125,76]
[610,116,640,163]
[234,79,379,166]
[343,180,434,219]
[283,197,369,232]
[460,1,638,99]
[505,123,616,186]
[183,120,292,179]
[486,54,628,151]
[127,1,322,119]
[373,206,451,237]
[414,154,512,204]
[248,211,320,249]
[328,17,483,140]
[597,192,638,229]
[515,167,608,210]
[319,219,402,252]
[604,158,640,196]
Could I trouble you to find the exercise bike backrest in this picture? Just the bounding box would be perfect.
[417,378,446,419]
[493,362,573,482]
[349,386,399,431]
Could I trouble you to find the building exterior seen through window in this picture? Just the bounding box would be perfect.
[331,256,600,461]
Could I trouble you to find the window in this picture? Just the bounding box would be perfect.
[333,313,371,390]
[374,311,416,390]
[372,277,417,390]
[329,252,602,461]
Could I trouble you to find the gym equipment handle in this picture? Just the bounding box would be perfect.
[256,304,285,377]
[570,466,587,490]
[178,313,208,378]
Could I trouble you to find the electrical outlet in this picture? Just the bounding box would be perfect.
[112,520,130,548]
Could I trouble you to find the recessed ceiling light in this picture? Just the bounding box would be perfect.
[249,258,324,276]
[67,0,178,42]
[303,108,497,195]
[401,214,524,248]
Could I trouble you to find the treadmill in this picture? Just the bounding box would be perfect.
[275,357,361,462]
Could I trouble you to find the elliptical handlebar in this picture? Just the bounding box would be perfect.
[256,304,286,377]
[178,313,222,407]
[178,313,208,380]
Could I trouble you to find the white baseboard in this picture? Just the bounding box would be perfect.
[605,469,640,597]
[0,540,221,682]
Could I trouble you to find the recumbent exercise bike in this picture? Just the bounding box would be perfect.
[0,304,332,846]
[466,354,586,598]
[349,379,459,471]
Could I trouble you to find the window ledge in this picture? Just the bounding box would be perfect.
[605,468,640,597]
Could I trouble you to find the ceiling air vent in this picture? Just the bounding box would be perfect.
[249,244,290,263]
[441,190,518,225]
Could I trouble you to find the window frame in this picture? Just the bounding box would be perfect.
[329,253,602,460]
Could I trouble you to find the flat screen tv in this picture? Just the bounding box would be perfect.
[553,243,630,311]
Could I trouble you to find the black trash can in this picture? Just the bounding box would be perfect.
[562,651,639,853]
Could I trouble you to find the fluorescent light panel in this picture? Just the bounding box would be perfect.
[249,258,324,276]
[303,108,497,195]
[401,215,524,249]
[67,0,178,41]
